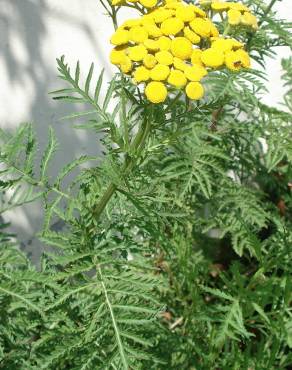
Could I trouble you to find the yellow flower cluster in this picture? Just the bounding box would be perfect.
[109,0,254,103]
[201,1,258,30]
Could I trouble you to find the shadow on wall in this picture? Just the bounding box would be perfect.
[0,0,108,262]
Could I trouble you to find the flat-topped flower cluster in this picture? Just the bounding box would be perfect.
[109,0,256,103]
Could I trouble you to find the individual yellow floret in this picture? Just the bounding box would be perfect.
[133,66,150,83]
[144,39,160,51]
[155,50,174,65]
[168,69,187,87]
[161,17,184,36]
[171,37,193,60]
[184,65,207,81]
[143,54,157,69]
[145,81,167,103]
[175,6,195,22]
[186,81,204,100]
[189,18,212,38]
[191,49,203,66]
[184,27,201,44]
[173,57,188,71]
[128,45,148,61]
[225,49,250,71]
[120,57,132,73]
[158,36,172,51]
[111,30,129,46]
[110,48,126,65]
[241,12,258,29]
[150,64,170,80]
[201,48,225,67]
[129,26,148,43]
[140,0,158,8]
[228,9,242,25]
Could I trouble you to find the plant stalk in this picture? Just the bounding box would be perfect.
[93,114,151,221]
[259,0,278,26]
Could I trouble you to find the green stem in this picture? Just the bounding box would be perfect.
[259,0,278,26]
[93,113,152,221]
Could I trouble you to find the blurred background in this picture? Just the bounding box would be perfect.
[0,0,291,260]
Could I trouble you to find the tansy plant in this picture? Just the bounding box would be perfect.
[0,0,292,369]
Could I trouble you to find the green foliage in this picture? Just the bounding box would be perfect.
[0,0,292,369]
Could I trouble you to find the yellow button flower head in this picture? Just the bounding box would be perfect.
[201,48,225,68]
[235,49,251,68]
[133,66,150,83]
[228,9,242,25]
[191,49,203,66]
[211,1,229,11]
[228,2,249,12]
[145,81,167,103]
[158,36,172,51]
[144,39,160,51]
[120,57,132,73]
[176,6,195,22]
[171,37,193,60]
[164,1,183,10]
[111,29,130,46]
[128,45,148,61]
[225,49,250,71]
[184,65,207,81]
[110,48,126,65]
[143,54,157,69]
[153,9,174,23]
[212,38,233,52]
[129,26,148,43]
[168,69,187,87]
[122,19,141,29]
[144,23,163,37]
[155,50,174,65]
[186,82,204,100]
[241,12,258,30]
[161,17,184,35]
[150,64,170,80]
[190,18,212,38]
[189,5,206,17]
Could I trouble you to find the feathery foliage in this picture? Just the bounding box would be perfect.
[0,0,292,368]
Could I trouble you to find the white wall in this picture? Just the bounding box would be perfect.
[0,0,291,259]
